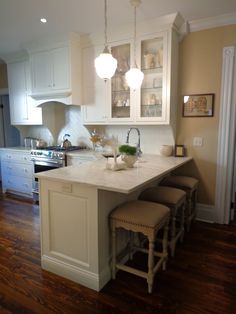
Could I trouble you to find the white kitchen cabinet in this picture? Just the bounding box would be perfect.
[81,45,108,123]
[7,60,42,125]
[0,149,33,197]
[29,34,81,105]
[30,46,70,93]
[81,15,181,127]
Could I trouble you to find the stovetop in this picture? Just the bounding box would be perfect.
[37,145,87,152]
[31,146,87,160]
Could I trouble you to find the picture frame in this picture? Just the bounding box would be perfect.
[182,93,214,117]
[174,145,185,157]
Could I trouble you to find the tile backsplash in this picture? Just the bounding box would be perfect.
[17,102,175,154]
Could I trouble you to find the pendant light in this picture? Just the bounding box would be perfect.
[125,0,144,90]
[94,0,117,81]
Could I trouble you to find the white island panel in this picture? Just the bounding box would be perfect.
[38,154,192,291]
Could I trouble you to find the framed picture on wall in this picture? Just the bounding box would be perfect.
[182,93,214,117]
[174,145,185,157]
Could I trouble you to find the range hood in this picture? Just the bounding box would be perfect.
[31,90,77,106]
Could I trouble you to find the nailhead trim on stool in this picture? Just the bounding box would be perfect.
[139,186,186,257]
[161,175,198,231]
[110,200,170,294]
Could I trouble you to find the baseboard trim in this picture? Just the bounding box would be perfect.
[41,255,111,291]
[196,203,216,223]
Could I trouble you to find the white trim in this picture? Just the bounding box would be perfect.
[215,46,236,224]
[196,203,216,223]
[42,255,110,291]
[189,12,236,33]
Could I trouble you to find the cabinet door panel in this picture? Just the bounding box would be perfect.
[82,46,108,123]
[136,32,168,123]
[110,43,132,121]
[7,62,29,124]
[52,46,70,90]
[8,61,42,125]
[31,50,52,92]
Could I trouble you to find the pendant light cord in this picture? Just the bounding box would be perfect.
[104,0,108,49]
[133,5,137,67]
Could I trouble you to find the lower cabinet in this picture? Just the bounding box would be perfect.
[1,149,33,197]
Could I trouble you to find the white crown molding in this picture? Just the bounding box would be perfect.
[189,12,236,32]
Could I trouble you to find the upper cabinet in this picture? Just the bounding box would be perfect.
[81,13,183,126]
[7,60,42,125]
[28,34,82,105]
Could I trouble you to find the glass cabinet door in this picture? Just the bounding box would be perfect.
[110,43,131,119]
[138,36,166,121]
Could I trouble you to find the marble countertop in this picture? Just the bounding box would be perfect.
[36,154,192,194]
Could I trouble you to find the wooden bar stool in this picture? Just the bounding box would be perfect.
[161,175,199,231]
[139,186,186,257]
[110,200,170,294]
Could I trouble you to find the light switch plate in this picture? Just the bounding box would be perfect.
[193,137,203,146]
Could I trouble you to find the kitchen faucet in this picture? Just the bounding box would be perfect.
[126,128,142,157]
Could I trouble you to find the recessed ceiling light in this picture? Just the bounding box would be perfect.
[40,18,47,23]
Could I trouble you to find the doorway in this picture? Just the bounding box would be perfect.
[215,46,236,224]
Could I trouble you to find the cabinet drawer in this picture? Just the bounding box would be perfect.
[1,151,32,163]
[2,161,33,178]
[2,174,32,195]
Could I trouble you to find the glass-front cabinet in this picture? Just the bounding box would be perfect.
[110,43,132,121]
[136,32,168,123]
[82,27,178,126]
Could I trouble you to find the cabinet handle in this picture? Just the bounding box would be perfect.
[23,157,28,161]
[7,155,12,159]
[53,83,55,87]
[23,168,28,173]
[7,166,12,170]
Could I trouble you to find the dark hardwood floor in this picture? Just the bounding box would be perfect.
[0,193,236,314]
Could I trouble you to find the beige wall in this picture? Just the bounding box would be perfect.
[176,24,236,205]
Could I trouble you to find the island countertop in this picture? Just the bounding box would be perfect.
[36,154,192,194]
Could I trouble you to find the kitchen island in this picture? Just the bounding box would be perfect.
[36,155,192,291]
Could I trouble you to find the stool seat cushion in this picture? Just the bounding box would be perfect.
[139,186,186,205]
[110,200,169,228]
[161,176,198,190]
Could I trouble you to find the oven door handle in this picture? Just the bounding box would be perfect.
[32,159,63,167]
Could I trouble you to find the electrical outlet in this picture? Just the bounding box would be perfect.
[193,137,203,147]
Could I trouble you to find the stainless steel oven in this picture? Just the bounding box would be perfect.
[31,146,87,202]
[31,149,66,202]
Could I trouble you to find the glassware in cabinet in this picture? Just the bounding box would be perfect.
[140,37,164,118]
[111,43,131,119]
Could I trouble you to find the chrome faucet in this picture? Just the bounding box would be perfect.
[126,128,142,157]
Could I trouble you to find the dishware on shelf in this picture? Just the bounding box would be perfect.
[143,53,154,69]
[155,47,163,67]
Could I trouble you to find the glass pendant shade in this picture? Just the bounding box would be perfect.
[95,48,117,80]
[125,0,143,89]
[125,67,144,90]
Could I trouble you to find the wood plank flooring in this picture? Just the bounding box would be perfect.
[0,194,236,313]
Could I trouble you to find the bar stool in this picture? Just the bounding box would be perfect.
[110,200,170,294]
[139,186,186,257]
[161,175,199,231]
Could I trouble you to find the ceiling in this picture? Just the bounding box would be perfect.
[1,0,236,58]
